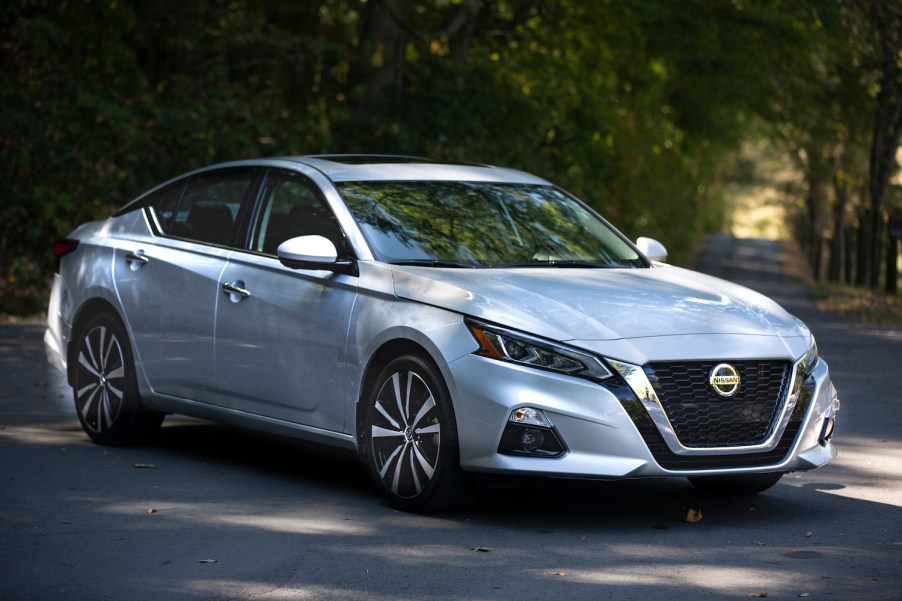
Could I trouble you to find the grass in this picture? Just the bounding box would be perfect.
[815,283,902,327]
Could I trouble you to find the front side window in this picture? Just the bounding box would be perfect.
[248,173,351,257]
[337,181,644,268]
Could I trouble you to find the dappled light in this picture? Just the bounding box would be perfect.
[101,501,377,537]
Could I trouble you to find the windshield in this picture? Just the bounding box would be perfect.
[337,181,646,268]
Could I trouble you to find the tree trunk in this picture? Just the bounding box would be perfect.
[888,234,899,294]
[355,0,412,108]
[867,0,902,291]
[829,144,851,283]
[806,149,831,283]
[441,0,482,62]
[857,209,871,287]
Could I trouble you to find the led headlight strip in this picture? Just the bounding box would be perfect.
[466,318,613,382]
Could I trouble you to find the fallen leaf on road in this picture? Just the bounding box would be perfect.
[683,508,703,523]
[133,463,156,469]
[61,519,71,525]
[471,547,491,552]
[545,572,566,576]
[147,508,157,514]
[749,594,768,598]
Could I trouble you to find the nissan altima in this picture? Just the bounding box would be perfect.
[45,155,840,512]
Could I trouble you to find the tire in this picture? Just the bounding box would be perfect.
[688,472,784,495]
[362,355,477,513]
[72,313,163,446]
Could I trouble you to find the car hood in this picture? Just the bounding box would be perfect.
[390,264,807,343]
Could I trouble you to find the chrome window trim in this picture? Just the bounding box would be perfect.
[608,357,806,456]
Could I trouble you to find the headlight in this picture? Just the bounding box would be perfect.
[800,337,819,378]
[465,318,613,381]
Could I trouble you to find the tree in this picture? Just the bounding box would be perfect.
[867,0,902,291]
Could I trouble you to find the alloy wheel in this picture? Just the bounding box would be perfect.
[75,324,127,433]
[370,370,441,499]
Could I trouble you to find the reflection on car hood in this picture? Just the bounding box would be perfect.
[390,265,805,342]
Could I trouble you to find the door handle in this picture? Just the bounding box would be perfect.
[222,281,251,301]
[125,250,149,271]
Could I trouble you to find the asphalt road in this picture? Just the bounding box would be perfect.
[1,235,900,601]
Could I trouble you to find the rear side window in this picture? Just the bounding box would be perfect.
[150,171,255,247]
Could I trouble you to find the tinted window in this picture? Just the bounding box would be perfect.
[144,184,184,233]
[337,182,643,268]
[249,173,351,257]
[161,171,254,246]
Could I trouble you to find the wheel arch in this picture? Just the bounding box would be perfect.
[354,338,442,459]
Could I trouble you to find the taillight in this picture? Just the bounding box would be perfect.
[54,239,79,273]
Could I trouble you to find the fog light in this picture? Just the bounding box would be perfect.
[497,420,566,458]
[520,428,545,451]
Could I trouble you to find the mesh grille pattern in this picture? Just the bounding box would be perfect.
[645,361,791,447]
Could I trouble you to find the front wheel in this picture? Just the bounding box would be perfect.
[688,472,784,495]
[72,313,163,446]
[362,355,476,513]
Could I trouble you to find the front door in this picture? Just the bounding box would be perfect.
[212,171,358,433]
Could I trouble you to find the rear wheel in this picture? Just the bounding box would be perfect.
[688,472,783,495]
[362,355,476,513]
[72,313,163,446]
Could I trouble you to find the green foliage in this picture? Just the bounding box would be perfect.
[0,0,889,314]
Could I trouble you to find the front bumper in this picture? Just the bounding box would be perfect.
[448,353,837,479]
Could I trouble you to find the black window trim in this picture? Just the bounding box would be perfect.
[136,167,264,249]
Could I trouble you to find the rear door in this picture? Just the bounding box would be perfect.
[212,170,358,433]
[113,168,259,401]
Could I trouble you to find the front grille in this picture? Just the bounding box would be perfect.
[603,375,814,471]
[645,361,791,447]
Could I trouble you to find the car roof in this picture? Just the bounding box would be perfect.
[117,155,552,215]
[279,155,551,184]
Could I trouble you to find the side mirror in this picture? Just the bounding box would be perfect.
[636,237,668,263]
[277,235,357,275]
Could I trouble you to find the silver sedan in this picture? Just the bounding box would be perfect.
[45,156,840,512]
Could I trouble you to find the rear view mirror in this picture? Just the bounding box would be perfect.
[277,235,356,275]
[636,237,668,263]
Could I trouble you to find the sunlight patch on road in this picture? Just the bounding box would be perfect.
[102,501,376,535]
[0,423,83,446]
[814,441,902,508]
[783,433,902,509]
[180,581,390,600]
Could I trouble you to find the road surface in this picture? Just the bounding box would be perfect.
[0,235,899,600]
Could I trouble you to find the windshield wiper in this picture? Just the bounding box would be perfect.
[490,260,612,269]
[389,259,478,268]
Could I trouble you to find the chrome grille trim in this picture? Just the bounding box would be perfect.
[609,358,806,456]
